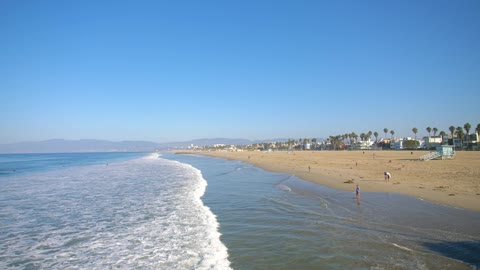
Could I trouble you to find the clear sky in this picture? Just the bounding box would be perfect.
[1,0,479,143]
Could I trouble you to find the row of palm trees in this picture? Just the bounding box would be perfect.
[287,123,479,150]
[234,122,479,151]
[411,123,479,142]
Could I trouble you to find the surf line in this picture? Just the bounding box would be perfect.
[392,243,414,252]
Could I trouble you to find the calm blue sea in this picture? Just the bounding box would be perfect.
[1,152,479,269]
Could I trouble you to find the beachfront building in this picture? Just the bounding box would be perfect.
[379,139,392,150]
[390,139,404,150]
[351,139,374,150]
[463,133,479,150]
[423,136,443,150]
[446,132,479,150]
[452,138,463,149]
[390,137,422,150]
[188,144,204,150]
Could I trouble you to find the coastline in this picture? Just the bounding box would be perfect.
[177,150,480,211]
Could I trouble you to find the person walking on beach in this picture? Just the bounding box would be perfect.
[384,171,391,181]
[356,185,360,198]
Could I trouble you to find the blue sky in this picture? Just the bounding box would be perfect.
[1,0,479,143]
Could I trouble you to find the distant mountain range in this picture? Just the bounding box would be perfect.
[0,138,295,153]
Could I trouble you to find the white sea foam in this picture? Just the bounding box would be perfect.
[0,155,231,269]
[392,243,414,252]
[277,184,292,192]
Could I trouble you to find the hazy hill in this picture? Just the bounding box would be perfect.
[0,138,297,153]
[0,138,321,153]
[0,139,160,153]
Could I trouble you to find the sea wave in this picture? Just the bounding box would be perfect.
[0,153,231,269]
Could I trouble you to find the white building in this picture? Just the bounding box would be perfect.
[351,140,374,150]
[423,136,443,150]
[391,138,422,150]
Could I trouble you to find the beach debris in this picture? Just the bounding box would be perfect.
[448,194,456,196]
[393,182,401,185]
[344,179,354,184]
[433,186,449,191]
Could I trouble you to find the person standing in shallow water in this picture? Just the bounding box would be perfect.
[356,185,360,198]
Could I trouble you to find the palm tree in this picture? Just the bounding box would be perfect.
[383,128,388,140]
[456,126,464,149]
[426,127,431,137]
[367,131,373,141]
[289,139,295,149]
[464,123,471,135]
[433,127,438,137]
[390,130,395,140]
[330,135,341,150]
[351,132,358,143]
[438,131,446,145]
[373,131,379,143]
[337,135,344,150]
[412,127,418,140]
[463,123,471,148]
[456,126,463,136]
[449,126,455,138]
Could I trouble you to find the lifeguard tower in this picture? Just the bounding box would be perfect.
[420,145,456,161]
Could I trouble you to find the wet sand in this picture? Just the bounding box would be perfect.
[180,150,480,211]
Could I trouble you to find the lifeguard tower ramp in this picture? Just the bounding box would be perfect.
[420,145,456,161]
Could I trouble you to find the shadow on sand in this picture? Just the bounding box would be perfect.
[421,240,480,268]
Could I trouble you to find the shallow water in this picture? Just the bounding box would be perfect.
[169,154,480,269]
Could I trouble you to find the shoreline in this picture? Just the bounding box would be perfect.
[177,150,480,211]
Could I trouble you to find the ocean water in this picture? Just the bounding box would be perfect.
[0,153,229,269]
[1,152,479,269]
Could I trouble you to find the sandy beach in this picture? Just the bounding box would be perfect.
[181,150,480,211]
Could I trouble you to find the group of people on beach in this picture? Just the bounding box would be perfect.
[355,171,391,200]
